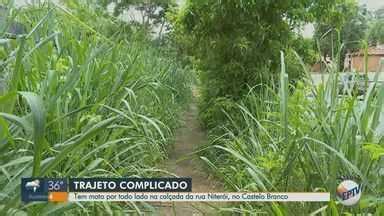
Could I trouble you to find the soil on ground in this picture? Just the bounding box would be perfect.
[155,96,224,215]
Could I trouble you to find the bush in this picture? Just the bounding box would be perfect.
[0,2,192,214]
[202,54,384,215]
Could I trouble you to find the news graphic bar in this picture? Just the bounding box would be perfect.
[21,178,330,203]
[21,177,191,202]
[68,192,330,202]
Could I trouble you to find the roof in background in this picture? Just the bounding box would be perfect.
[350,46,384,56]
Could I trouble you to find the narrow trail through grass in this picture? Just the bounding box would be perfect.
[156,93,224,215]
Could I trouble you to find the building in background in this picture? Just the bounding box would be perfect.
[347,45,384,72]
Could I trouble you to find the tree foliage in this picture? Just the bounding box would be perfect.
[368,6,384,45]
[368,20,384,45]
[171,0,354,127]
[314,2,368,60]
[98,0,175,36]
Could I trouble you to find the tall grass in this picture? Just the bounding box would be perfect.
[0,1,192,214]
[203,51,384,214]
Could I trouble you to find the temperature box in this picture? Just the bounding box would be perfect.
[21,178,68,202]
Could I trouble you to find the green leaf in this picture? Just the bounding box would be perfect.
[41,117,116,175]
[9,37,26,92]
[363,143,384,161]
[19,92,46,177]
[0,117,10,149]
[0,156,33,169]
[0,91,17,113]
[328,200,339,216]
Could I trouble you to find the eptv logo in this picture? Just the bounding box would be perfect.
[336,180,362,206]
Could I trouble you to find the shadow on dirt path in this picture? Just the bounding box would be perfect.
[155,95,224,215]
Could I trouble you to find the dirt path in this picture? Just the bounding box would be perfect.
[155,96,224,215]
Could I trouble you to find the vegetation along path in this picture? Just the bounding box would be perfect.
[156,93,224,215]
